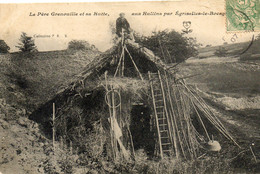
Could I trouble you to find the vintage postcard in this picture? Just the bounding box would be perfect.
[0,1,259,174]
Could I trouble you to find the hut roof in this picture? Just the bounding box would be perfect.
[56,40,173,95]
[29,40,170,122]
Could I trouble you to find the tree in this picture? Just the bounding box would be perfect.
[16,32,37,52]
[214,46,228,57]
[67,40,96,51]
[0,40,10,53]
[134,29,200,63]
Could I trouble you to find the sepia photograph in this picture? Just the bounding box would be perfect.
[0,1,259,173]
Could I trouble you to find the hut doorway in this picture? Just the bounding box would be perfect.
[130,104,155,156]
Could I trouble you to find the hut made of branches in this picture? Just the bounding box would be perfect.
[30,40,239,161]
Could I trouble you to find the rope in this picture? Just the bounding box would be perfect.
[105,89,121,109]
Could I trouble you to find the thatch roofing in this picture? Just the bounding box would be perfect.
[29,40,170,123]
[58,40,173,94]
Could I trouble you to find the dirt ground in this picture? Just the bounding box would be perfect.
[0,50,99,174]
[0,117,49,174]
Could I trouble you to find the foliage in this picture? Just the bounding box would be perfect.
[134,30,200,63]
[16,32,38,53]
[214,46,228,57]
[109,149,235,174]
[67,40,97,51]
[0,40,10,53]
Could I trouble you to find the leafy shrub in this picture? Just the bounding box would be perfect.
[134,30,200,63]
[16,32,38,53]
[0,40,10,53]
[67,40,97,51]
[214,46,228,57]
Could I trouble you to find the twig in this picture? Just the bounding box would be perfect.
[250,146,257,163]
[197,153,207,159]
[229,149,249,161]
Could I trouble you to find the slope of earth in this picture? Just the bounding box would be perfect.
[198,41,250,58]
[0,49,100,173]
[0,115,93,174]
[177,56,260,171]
[0,116,49,174]
[0,49,100,113]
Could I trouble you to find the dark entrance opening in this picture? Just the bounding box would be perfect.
[130,104,155,156]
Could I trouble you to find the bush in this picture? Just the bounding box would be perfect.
[16,32,38,53]
[67,40,97,51]
[0,40,10,53]
[134,30,200,63]
[214,46,228,57]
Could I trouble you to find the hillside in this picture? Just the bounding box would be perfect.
[0,49,100,173]
[0,49,100,113]
[177,56,260,171]
[198,41,256,59]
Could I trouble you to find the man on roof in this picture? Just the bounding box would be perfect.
[116,13,131,37]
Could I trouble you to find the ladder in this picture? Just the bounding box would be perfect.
[148,71,173,158]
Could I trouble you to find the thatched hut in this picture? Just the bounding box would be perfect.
[30,40,239,161]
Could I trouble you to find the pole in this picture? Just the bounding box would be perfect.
[124,45,144,81]
[52,103,56,152]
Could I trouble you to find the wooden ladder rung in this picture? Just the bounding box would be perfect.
[160,130,168,132]
[162,143,171,145]
[159,123,168,126]
[154,93,162,96]
[158,118,166,120]
[163,149,172,152]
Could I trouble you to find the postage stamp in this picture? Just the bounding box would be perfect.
[226,0,260,32]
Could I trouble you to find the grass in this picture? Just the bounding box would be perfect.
[176,54,260,173]
[0,49,100,113]
[179,61,260,98]
[198,42,250,59]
